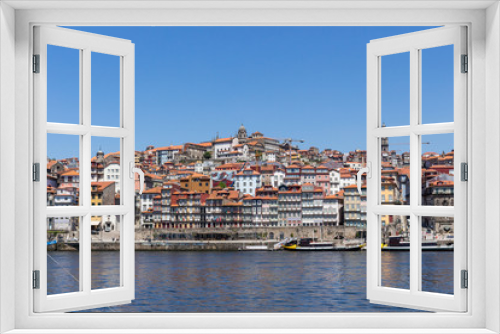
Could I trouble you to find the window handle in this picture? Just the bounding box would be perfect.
[357,162,371,194]
[130,162,145,194]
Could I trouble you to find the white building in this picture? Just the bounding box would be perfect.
[323,193,342,226]
[344,161,364,170]
[329,169,341,195]
[202,161,216,174]
[104,162,120,193]
[265,151,277,162]
[54,186,78,206]
[194,162,203,174]
[301,184,324,226]
[53,186,79,230]
[156,145,183,165]
[213,137,237,159]
[271,169,285,188]
[139,187,161,228]
[234,168,261,196]
[340,171,356,189]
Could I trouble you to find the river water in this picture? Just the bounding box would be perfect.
[47,251,453,313]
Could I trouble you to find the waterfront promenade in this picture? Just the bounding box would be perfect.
[50,225,366,251]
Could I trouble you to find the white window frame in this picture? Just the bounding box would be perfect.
[0,1,498,334]
[366,26,467,312]
[33,25,136,313]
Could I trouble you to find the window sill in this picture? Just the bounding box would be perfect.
[4,329,498,334]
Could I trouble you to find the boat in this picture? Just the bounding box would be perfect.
[239,245,269,251]
[382,236,454,251]
[283,238,363,251]
[273,238,290,250]
[332,243,364,251]
[284,238,334,251]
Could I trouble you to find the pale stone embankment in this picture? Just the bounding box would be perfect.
[48,226,365,251]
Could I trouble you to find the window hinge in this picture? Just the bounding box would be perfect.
[461,54,468,73]
[461,162,468,181]
[461,270,468,289]
[33,270,40,289]
[33,163,40,182]
[33,54,40,73]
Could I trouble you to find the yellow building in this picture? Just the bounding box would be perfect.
[90,182,115,229]
[380,177,402,233]
[180,173,211,194]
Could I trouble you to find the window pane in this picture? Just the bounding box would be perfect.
[421,134,454,206]
[421,216,454,294]
[91,137,121,205]
[91,215,121,290]
[47,217,80,295]
[380,136,410,205]
[381,215,410,290]
[47,133,80,207]
[421,45,454,124]
[91,52,120,127]
[47,45,80,124]
[381,52,410,127]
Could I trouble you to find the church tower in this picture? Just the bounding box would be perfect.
[96,147,105,164]
[380,123,389,152]
[238,124,247,140]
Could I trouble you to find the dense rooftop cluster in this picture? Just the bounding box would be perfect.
[46,125,455,237]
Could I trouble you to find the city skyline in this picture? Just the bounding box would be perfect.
[47,127,455,161]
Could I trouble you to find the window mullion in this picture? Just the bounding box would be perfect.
[81,48,92,293]
[409,47,420,294]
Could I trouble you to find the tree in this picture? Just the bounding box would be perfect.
[203,151,212,160]
[218,181,227,189]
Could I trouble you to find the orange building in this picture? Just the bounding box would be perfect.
[180,173,211,194]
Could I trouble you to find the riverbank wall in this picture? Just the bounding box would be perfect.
[50,239,366,251]
[48,226,365,251]
[50,240,279,251]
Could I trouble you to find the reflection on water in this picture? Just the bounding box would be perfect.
[381,251,410,290]
[422,252,454,294]
[47,252,79,295]
[46,251,453,312]
[91,251,120,290]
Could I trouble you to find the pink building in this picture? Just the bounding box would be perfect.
[300,166,315,184]
[59,169,79,189]
[314,165,330,195]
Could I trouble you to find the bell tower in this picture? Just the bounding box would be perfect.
[237,124,247,140]
[380,123,389,152]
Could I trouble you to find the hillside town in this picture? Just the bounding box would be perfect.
[46,124,455,241]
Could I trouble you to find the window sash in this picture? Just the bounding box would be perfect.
[366,26,468,312]
[33,25,136,313]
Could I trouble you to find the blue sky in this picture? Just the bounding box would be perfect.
[47,26,454,159]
